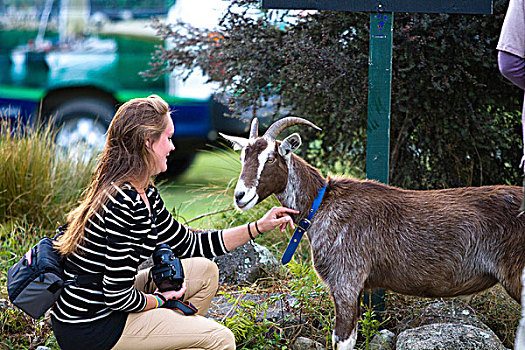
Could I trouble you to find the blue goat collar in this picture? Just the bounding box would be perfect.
[281,183,327,265]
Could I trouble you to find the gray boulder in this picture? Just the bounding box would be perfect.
[396,300,491,333]
[213,241,279,285]
[396,323,507,350]
[370,329,396,350]
[293,336,324,350]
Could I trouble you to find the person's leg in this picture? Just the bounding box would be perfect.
[134,257,220,315]
[112,309,235,350]
[134,267,155,293]
[180,257,219,315]
[113,258,234,349]
[498,50,525,90]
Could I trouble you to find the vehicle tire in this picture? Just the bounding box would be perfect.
[52,98,114,161]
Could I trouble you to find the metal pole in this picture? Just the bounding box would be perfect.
[365,11,394,313]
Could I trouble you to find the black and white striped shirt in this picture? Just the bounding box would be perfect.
[51,183,228,323]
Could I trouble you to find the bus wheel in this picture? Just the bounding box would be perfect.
[52,98,114,161]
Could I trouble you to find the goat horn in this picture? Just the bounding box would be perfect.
[263,117,321,140]
[249,118,258,139]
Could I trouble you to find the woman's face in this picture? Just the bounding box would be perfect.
[150,114,175,175]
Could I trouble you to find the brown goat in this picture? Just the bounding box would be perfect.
[221,117,525,349]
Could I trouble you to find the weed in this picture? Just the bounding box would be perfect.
[267,260,334,348]
[470,285,520,347]
[358,293,389,350]
[0,116,94,349]
[0,305,58,349]
[0,117,96,229]
[0,221,60,349]
[220,289,281,349]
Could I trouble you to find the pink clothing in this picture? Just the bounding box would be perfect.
[497,0,525,58]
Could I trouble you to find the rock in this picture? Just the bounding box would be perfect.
[213,241,279,285]
[396,323,507,350]
[293,336,324,350]
[370,329,395,350]
[515,267,525,350]
[396,300,491,333]
[36,347,50,350]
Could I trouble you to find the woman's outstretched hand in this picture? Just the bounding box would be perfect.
[257,207,299,233]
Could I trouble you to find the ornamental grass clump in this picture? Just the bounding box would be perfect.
[0,117,96,229]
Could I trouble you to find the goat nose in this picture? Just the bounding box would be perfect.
[235,191,245,202]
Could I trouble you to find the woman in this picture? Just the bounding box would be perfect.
[51,95,297,350]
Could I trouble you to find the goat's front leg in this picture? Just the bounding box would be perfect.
[331,287,362,350]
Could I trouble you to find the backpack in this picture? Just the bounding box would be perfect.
[7,227,102,319]
[7,221,195,318]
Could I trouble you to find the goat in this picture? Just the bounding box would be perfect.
[220,117,525,350]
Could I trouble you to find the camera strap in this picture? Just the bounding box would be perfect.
[145,190,198,316]
[162,299,198,315]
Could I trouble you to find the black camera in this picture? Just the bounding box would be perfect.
[151,244,184,292]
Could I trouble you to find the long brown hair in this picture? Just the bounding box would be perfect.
[56,95,170,255]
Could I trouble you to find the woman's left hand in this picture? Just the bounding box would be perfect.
[257,206,299,233]
[157,282,187,301]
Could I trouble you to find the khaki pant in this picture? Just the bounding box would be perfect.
[112,258,235,350]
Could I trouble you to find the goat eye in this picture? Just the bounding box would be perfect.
[267,157,275,164]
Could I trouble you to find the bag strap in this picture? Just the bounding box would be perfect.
[64,274,103,288]
[55,224,104,288]
[162,299,198,315]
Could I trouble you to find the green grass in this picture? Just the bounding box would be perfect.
[158,146,242,224]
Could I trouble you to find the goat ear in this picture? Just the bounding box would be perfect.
[279,133,302,157]
[219,133,249,151]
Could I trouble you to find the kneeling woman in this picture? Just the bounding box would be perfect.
[52,95,297,350]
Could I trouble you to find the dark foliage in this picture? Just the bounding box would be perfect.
[145,0,522,189]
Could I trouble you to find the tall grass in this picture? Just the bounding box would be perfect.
[0,118,96,229]
[0,117,96,349]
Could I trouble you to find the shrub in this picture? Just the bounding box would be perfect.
[145,0,522,189]
[0,118,96,229]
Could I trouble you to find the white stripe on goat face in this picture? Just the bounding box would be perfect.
[234,138,275,211]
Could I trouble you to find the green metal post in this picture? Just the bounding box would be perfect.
[365,12,394,313]
[366,12,393,184]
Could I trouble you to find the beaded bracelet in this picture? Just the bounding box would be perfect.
[247,222,255,240]
[153,293,166,308]
[254,221,263,236]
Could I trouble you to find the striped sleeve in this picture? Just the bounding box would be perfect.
[153,191,229,258]
[102,192,148,312]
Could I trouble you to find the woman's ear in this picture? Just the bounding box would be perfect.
[145,140,150,148]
